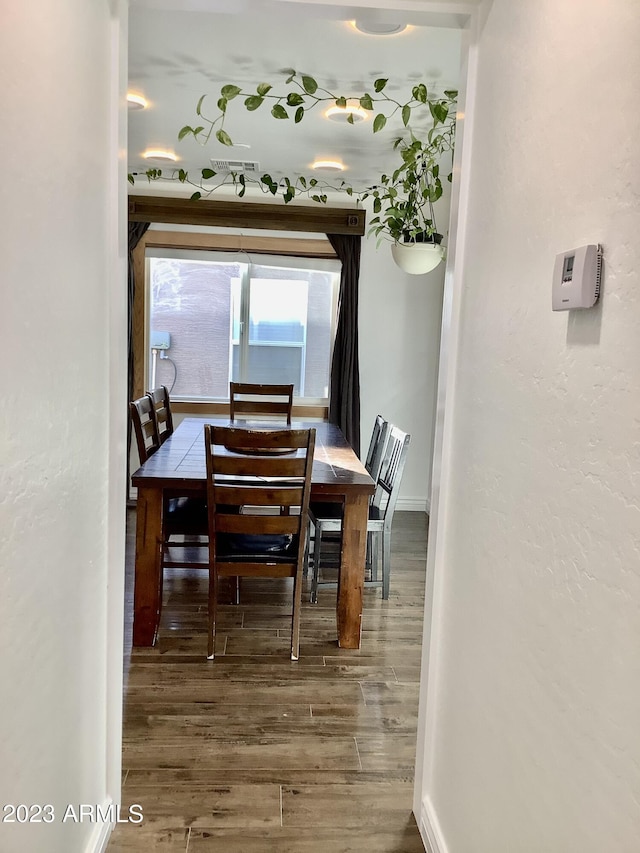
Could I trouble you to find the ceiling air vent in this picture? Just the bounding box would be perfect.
[210,159,260,173]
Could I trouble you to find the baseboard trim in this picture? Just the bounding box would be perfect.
[397,497,429,512]
[83,798,114,853]
[419,796,448,853]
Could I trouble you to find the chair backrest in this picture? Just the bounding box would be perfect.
[204,425,315,572]
[130,396,160,464]
[372,425,411,526]
[147,385,174,444]
[229,382,294,424]
[364,414,390,483]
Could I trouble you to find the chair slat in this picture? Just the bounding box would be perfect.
[213,485,303,507]
[211,455,308,478]
[214,515,301,535]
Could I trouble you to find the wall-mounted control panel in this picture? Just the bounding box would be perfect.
[552,244,602,311]
[150,330,171,350]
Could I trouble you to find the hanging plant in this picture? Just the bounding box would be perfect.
[128,70,457,260]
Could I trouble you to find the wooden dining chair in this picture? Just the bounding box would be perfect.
[204,424,315,661]
[130,395,161,464]
[229,382,294,424]
[130,395,208,572]
[147,385,174,445]
[309,424,411,602]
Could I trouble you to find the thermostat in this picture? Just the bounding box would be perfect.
[552,244,602,311]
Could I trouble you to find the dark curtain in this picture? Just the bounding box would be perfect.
[327,233,362,456]
[127,222,150,496]
[128,221,150,405]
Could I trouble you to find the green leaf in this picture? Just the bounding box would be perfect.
[430,102,449,124]
[347,113,354,125]
[257,82,272,96]
[127,174,134,185]
[196,95,206,115]
[295,106,304,123]
[217,97,227,113]
[283,68,296,83]
[301,75,318,94]
[221,84,242,99]
[336,96,347,108]
[360,93,373,111]
[216,129,233,146]
[402,104,411,127]
[373,198,381,213]
[271,104,288,119]
[201,168,215,179]
[444,89,458,99]
[190,191,202,200]
[299,176,307,188]
[244,95,264,111]
[412,83,427,103]
[373,113,387,133]
[311,194,320,202]
[193,126,204,136]
[286,92,305,106]
[178,169,187,183]
[178,125,194,140]
[238,174,246,197]
[374,78,388,93]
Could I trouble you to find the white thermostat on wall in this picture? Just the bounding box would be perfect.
[552,243,602,311]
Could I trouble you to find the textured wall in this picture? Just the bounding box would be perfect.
[420,2,640,851]
[0,2,123,851]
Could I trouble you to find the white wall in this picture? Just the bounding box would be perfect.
[359,198,447,510]
[0,2,126,852]
[416,2,640,852]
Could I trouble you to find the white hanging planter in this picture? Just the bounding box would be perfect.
[391,240,445,275]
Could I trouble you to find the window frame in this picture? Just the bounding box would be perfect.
[132,228,341,418]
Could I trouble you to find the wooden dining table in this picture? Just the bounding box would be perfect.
[131,417,375,649]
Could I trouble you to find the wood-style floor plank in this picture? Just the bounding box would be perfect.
[109,510,428,853]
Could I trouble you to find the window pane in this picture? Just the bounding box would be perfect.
[148,257,243,398]
[247,266,335,398]
[147,252,338,402]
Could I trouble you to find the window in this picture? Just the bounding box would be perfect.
[146,249,340,403]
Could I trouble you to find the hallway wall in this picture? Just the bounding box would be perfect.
[417,2,640,851]
[0,2,127,851]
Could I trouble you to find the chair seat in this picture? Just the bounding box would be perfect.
[216,533,296,560]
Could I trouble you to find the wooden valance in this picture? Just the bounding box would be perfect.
[128,194,365,236]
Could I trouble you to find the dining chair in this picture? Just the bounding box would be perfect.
[130,395,161,464]
[204,424,315,661]
[229,382,294,424]
[305,414,390,579]
[364,414,390,483]
[147,385,174,444]
[309,424,411,602]
[130,395,208,572]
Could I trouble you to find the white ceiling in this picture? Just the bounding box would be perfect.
[128,1,463,193]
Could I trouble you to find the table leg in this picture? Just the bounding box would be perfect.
[132,486,163,646]
[337,492,367,649]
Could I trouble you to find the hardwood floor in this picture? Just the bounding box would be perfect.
[109,510,428,852]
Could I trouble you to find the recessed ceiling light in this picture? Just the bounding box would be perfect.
[311,160,345,172]
[325,104,368,124]
[127,93,148,110]
[142,149,178,163]
[351,20,408,36]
